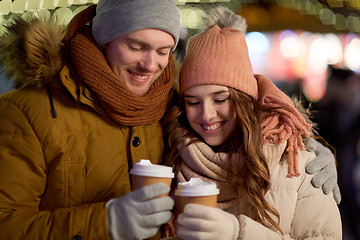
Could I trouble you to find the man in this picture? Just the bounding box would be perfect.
[0,0,179,239]
[0,0,339,239]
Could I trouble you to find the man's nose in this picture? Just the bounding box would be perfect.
[138,52,157,72]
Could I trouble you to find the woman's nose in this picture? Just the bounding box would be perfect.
[200,102,216,122]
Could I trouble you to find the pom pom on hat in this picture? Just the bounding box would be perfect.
[204,6,247,32]
[179,6,258,98]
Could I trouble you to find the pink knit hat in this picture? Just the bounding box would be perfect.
[179,13,257,98]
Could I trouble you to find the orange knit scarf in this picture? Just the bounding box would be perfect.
[65,5,174,126]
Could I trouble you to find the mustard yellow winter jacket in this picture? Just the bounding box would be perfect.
[0,9,166,240]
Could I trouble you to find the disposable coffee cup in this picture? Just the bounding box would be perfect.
[130,159,174,197]
[174,178,219,212]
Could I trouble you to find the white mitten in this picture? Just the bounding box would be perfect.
[176,204,239,240]
[106,183,174,240]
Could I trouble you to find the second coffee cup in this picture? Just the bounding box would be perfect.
[130,159,174,197]
[175,178,219,212]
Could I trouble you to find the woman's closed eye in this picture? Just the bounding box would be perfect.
[214,98,229,104]
[185,101,200,106]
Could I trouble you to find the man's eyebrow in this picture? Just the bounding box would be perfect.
[125,37,173,49]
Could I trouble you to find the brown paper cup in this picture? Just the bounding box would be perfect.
[177,194,217,213]
[175,178,219,212]
[131,175,173,197]
[130,159,174,197]
[130,160,175,240]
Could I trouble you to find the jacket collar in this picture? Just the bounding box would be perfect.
[59,65,107,116]
[263,142,287,174]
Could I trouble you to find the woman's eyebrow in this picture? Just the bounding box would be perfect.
[211,90,229,96]
[184,90,229,98]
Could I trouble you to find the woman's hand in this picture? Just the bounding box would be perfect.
[176,204,239,240]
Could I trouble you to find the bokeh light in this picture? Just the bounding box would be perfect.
[344,35,360,72]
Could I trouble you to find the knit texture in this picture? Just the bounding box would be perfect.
[175,138,287,210]
[66,5,174,126]
[257,74,312,176]
[92,0,180,51]
[179,25,258,98]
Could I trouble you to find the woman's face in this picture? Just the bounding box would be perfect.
[184,85,237,147]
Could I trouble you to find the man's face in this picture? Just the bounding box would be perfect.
[105,29,175,96]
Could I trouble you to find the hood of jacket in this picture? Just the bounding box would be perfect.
[0,14,66,89]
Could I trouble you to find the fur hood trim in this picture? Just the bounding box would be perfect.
[0,16,65,88]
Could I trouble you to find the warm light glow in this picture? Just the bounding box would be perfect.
[308,35,329,73]
[57,0,73,7]
[292,32,311,79]
[53,7,73,25]
[246,32,270,54]
[181,8,205,29]
[175,0,187,5]
[334,13,348,30]
[0,0,11,15]
[348,15,360,33]
[348,0,360,9]
[319,7,335,25]
[42,0,59,9]
[327,0,344,8]
[344,36,360,72]
[34,8,51,20]
[73,6,88,15]
[72,0,88,4]
[324,33,343,64]
[279,30,300,58]
[12,0,27,13]
[27,0,44,10]
[303,72,327,101]
[246,32,270,74]
[280,36,300,58]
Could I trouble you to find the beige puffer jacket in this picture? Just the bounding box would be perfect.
[228,142,342,239]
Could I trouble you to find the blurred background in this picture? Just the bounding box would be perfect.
[0,0,359,239]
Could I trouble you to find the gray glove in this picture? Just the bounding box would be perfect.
[106,183,174,240]
[305,138,341,204]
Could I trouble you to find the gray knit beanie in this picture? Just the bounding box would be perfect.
[92,0,180,51]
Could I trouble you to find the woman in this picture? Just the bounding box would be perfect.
[163,7,342,240]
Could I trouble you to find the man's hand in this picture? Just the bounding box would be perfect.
[306,138,341,204]
[106,183,174,240]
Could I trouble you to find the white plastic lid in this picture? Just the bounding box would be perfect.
[175,178,219,197]
[130,159,174,178]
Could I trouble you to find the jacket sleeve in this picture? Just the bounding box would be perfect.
[236,152,342,240]
[0,99,109,240]
[288,156,342,240]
